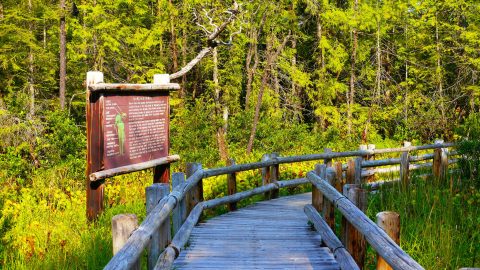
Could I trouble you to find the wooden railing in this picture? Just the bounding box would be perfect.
[104,141,458,270]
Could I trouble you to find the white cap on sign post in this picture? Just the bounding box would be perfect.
[86,71,104,86]
[153,74,170,84]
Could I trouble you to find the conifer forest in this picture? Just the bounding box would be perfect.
[0,0,479,269]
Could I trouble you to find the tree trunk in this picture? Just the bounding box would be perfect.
[59,0,67,110]
[375,15,381,105]
[246,39,272,155]
[245,14,265,110]
[244,30,256,110]
[181,21,187,97]
[27,0,35,119]
[435,12,446,125]
[169,0,178,73]
[213,47,229,161]
[290,36,302,122]
[347,0,358,136]
[317,17,326,130]
[247,35,289,154]
[404,22,408,122]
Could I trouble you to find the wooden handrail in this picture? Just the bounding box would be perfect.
[106,142,456,269]
[202,142,454,178]
[304,204,360,270]
[90,155,180,182]
[104,169,204,270]
[88,83,180,92]
[153,178,310,270]
[307,171,424,270]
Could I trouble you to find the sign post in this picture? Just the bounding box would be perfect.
[86,72,180,220]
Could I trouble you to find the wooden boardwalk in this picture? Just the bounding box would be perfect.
[173,193,340,269]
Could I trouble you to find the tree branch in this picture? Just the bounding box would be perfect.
[170,2,240,80]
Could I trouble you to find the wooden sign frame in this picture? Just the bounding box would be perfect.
[85,72,180,220]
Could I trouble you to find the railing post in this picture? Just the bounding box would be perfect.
[186,162,203,215]
[359,145,368,184]
[346,159,355,185]
[227,158,237,211]
[342,184,367,269]
[261,153,279,199]
[376,211,400,270]
[367,144,376,182]
[270,153,280,199]
[433,139,448,184]
[400,141,411,189]
[323,168,335,230]
[334,161,344,193]
[172,173,186,235]
[312,164,326,212]
[112,214,139,270]
[146,183,170,270]
[324,148,333,167]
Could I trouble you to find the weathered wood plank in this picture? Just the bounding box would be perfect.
[111,214,139,270]
[307,171,424,270]
[146,184,170,270]
[89,83,180,92]
[201,143,454,178]
[172,194,339,270]
[89,155,180,182]
[104,169,204,270]
[304,204,359,270]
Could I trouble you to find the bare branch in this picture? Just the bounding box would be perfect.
[170,47,213,80]
[170,2,240,80]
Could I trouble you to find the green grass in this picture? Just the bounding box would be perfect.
[365,172,480,269]
[1,158,479,269]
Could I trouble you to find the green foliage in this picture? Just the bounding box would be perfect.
[456,113,480,185]
[367,174,480,269]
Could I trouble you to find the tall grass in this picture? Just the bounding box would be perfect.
[366,171,480,269]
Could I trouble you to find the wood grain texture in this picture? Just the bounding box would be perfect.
[376,212,400,270]
[304,204,359,270]
[88,83,180,92]
[307,171,424,270]
[173,193,339,270]
[146,184,170,270]
[89,155,180,182]
[226,158,237,211]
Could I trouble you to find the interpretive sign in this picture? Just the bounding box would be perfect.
[102,94,169,170]
[85,71,180,220]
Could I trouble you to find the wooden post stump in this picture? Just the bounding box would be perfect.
[172,172,186,235]
[400,142,411,189]
[376,211,400,270]
[112,214,139,270]
[359,145,368,184]
[146,183,170,270]
[346,159,356,185]
[433,139,448,184]
[367,144,376,182]
[342,184,367,269]
[86,71,105,221]
[334,161,344,193]
[312,164,326,212]
[261,154,272,199]
[323,168,336,230]
[186,163,203,215]
[227,158,237,211]
[270,153,280,199]
[324,148,333,167]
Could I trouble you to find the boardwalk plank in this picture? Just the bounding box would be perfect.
[173,193,340,269]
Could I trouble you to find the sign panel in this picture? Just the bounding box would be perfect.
[101,93,169,170]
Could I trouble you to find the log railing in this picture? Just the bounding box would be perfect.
[105,141,457,270]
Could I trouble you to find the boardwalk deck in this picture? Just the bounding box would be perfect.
[173,193,340,269]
